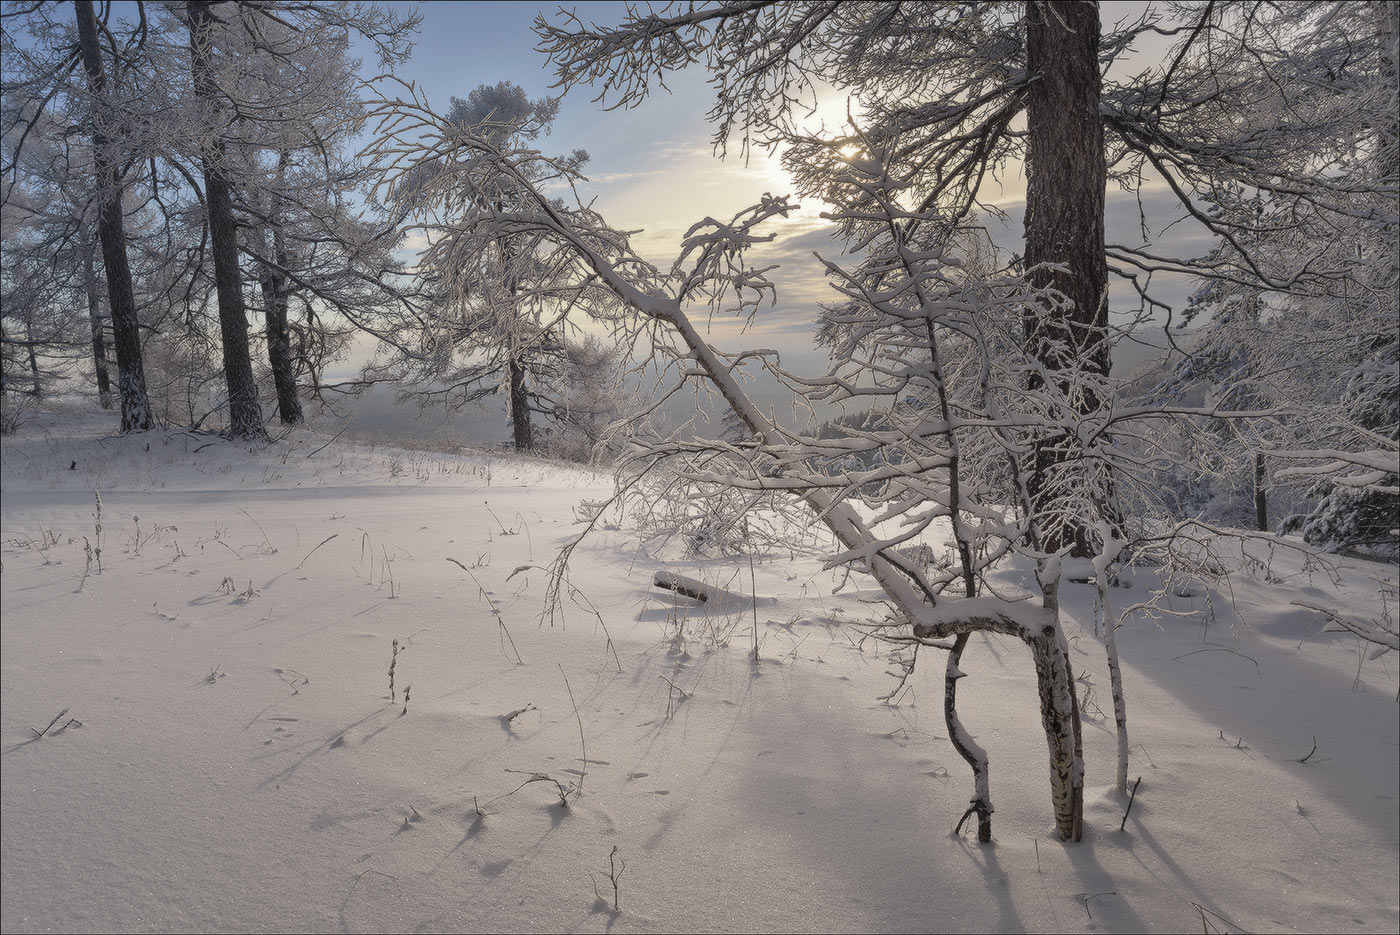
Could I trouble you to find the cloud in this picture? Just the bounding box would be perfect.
[580,169,665,185]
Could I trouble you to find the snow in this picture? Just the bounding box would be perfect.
[2,404,1397,934]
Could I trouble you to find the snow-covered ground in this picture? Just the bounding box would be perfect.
[2,403,1396,933]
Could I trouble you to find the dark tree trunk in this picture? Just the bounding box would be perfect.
[25,323,41,397]
[1023,0,1108,555]
[83,240,114,409]
[187,0,267,440]
[946,632,992,842]
[259,157,303,426]
[74,0,152,431]
[497,220,532,451]
[509,356,531,450]
[260,247,302,425]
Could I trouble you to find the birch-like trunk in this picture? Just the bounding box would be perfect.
[1032,576,1084,841]
[1089,520,1130,794]
[1097,574,1130,793]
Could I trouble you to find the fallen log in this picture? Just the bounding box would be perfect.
[653,571,715,602]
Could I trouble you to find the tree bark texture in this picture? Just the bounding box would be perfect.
[499,227,532,451]
[260,240,301,425]
[509,355,531,450]
[74,0,152,431]
[187,0,267,440]
[83,241,114,409]
[1029,621,1084,841]
[1023,0,1108,555]
[25,323,41,396]
[0,322,9,395]
[946,632,993,842]
[1097,575,1130,793]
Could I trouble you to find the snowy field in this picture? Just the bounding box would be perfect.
[2,404,1396,934]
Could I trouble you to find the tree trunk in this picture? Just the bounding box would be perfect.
[261,253,301,425]
[187,0,267,440]
[25,322,41,397]
[1029,615,1084,841]
[83,240,114,409]
[499,223,531,451]
[946,632,993,842]
[1023,0,1108,555]
[259,157,303,426]
[74,0,152,431]
[1097,574,1130,793]
[509,355,531,450]
[1253,451,1269,531]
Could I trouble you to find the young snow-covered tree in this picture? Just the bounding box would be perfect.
[366,81,617,451]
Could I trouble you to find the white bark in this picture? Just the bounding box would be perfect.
[1092,521,1131,795]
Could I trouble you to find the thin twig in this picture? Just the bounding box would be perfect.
[500,769,571,807]
[1120,776,1142,831]
[1076,891,1116,922]
[31,708,70,738]
[1173,646,1260,674]
[296,534,338,570]
[447,557,522,663]
[1190,901,1249,934]
[240,509,276,553]
[305,428,346,459]
[559,664,587,796]
[749,552,760,662]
